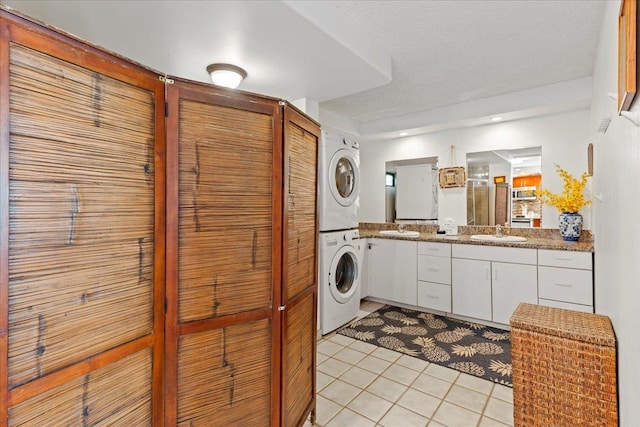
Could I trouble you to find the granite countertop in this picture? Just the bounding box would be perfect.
[359,223,594,253]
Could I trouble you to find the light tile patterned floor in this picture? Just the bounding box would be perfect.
[306,301,514,427]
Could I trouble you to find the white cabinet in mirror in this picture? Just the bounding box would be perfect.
[384,157,438,224]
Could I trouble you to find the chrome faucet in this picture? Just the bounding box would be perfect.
[495,224,502,238]
[397,223,405,233]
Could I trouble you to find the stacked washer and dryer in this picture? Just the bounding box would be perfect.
[318,130,362,336]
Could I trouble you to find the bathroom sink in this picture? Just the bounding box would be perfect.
[470,235,527,242]
[379,230,421,238]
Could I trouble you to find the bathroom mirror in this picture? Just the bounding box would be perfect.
[385,157,438,223]
[466,147,542,227]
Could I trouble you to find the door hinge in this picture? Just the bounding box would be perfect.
[164,102,168,117]
[278,100,287,106]
[159,75,175,84]
[278,305,286,311]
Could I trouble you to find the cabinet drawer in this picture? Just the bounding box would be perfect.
[538,266,593,305]
[538,298,593,313]
[418,255,451,284]
[452,244,537,264]
[538,249,592,270]
[417,281,451,312]
[418,242,451,258]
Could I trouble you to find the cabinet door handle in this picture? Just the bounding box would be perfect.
[427,294,439,299]
[554,282,573,288]
[485,268,490,280]
[427,268,439,272]
[553,256,573,261]
[427,247,438,251]
[494,270,498,281]
[368,243,378,249]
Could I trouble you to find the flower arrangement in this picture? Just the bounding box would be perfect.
[540,165,591,213]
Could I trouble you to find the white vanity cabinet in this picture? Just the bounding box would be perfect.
[364,235,594,326]
[537,249,593,312]
[451,258,492,320]
[491,261,538,324]
[358,238,369,298]
[452,244,538,323]
[367,239,418,305]
[417,242,452,312]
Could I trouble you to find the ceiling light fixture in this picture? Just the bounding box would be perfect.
[490,116,503,122]
[399,132,408,136]
[206,63,247,89]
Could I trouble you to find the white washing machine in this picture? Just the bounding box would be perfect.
[319,229,361,335]
[319,130,360,232]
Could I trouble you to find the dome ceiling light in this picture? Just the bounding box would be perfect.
[206,63,247,89]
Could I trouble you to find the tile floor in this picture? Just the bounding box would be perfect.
[305,301,514,427]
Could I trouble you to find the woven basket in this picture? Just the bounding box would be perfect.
[510,303,617,427]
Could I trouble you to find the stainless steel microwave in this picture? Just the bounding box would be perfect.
[512,186,537,200]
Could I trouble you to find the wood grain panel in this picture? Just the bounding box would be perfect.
[177,99,274,322]
[176,319,272,426]
[8,348,152,426]
[285,118,318,300]
[283,291,315,427]
[7,44,155,387]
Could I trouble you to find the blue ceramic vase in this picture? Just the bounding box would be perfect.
[558,212,582,241]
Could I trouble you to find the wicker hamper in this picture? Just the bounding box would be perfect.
[510,303,617,427]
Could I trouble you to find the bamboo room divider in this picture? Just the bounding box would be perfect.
[0,7,319,426]
[0,9,166,426]
[165,80,283,426]
[282,109,319,426]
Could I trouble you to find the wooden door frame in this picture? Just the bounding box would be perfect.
[495,182,510,226]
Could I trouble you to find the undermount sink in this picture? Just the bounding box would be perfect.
[470,235,527,243]
[379,230,421,238]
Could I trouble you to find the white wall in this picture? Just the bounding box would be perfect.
[590,1,640,424]
[319,108,361,137]
[291,98,320,122]
[360,110,591,228]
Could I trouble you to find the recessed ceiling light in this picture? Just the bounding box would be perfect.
[491,116,503,122]
[399,132,408,136]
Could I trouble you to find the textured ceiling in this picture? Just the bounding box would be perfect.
[321,0,606,123]
[1,0,392,104]
[2,0,606,134]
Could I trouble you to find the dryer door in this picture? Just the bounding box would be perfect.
[328,245,359,303]
[328,148,359,207]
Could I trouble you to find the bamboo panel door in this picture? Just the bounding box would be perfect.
[0,11,166,427]
[281,106,319,427]
[165,79,283,426]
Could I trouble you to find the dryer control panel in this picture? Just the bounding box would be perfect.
[344,230,360,241]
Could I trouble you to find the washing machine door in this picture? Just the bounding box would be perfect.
[328,245,359,303]
[328,148,359,207]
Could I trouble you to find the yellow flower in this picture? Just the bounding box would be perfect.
[540,165,591,213]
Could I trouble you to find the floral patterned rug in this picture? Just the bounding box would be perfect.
[338,305,512,387]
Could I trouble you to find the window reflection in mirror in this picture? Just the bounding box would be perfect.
[466,147,542,227]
